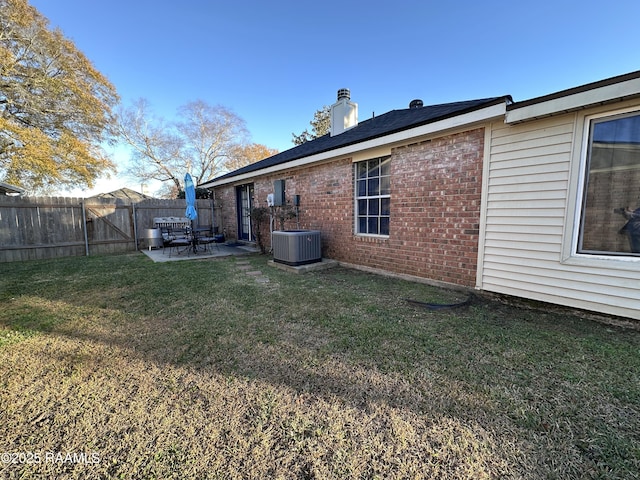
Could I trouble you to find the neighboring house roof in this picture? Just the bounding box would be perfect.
[88,188,153,201]
[0,181,25,195]
[203,96,510,186]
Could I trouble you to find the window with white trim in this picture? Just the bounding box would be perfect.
[578,110,640,256]
[355,156,390,236]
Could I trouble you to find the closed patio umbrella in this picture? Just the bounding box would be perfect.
[184,173,198,253]
[184,173,197,222]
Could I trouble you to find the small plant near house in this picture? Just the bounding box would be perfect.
[251,200,299,253]
[273,200,298,231]
[250,206,270,253]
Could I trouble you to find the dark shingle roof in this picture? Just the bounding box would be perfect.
[88,187,153,201]
[0,181,24,195]
[208,96,509,184]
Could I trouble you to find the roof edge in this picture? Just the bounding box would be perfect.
[508,70,640,110]
[202,99,509,189]
[0,181,25,195]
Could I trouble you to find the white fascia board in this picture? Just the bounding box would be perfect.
[206,102,507,188]
[506,78,640,124]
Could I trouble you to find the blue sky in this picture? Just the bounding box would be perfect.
[29,0,640,194]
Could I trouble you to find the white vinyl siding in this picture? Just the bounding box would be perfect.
[481,115,640,320]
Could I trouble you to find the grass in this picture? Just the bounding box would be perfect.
[0,252,639,479]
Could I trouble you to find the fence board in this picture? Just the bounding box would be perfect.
[0,196,217,263]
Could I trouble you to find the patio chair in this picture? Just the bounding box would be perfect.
[162,227,193,257]
[194,226,219,253]
[160,227,174,253]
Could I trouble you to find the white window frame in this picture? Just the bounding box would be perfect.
[354,156,391,237]
[564,105,640,268]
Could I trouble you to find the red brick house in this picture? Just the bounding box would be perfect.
[202,91,510,288]
[203,73,640,321]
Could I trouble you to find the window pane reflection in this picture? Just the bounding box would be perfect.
[579,112,640,255]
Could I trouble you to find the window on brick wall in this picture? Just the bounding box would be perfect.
[355,156,391,236]
[578,110,640,256]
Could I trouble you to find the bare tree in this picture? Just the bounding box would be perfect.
[116,99,250,195]
[175,100,248,185]
[115,99,184,193]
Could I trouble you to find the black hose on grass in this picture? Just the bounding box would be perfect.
[405,295,473,310]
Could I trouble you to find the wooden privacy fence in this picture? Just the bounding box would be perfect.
[0,196,215,263]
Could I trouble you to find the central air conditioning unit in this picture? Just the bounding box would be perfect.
[272,230,321,266]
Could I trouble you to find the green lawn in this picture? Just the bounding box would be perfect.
[1,253,639,479]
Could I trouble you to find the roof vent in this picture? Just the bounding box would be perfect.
[409,99,424,109]
[338,88,351,101]
[337,88,351,101]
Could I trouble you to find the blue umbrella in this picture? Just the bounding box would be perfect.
[184,173,198,222]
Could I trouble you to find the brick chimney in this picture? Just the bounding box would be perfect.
[330,88,358,136]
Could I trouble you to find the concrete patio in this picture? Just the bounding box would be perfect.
[141,242,260,263]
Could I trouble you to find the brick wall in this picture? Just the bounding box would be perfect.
[385,129,484,286]
[213,127,485,287]
[214,185,239,240]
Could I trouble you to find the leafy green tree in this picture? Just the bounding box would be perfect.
[0,0,119,193]
[291,105,330,145]
[176,187,212,200]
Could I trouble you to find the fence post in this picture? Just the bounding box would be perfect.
[132,203,139,251]
[81,199,89,256]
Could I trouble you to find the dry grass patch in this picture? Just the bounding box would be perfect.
[1,253,639,479]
